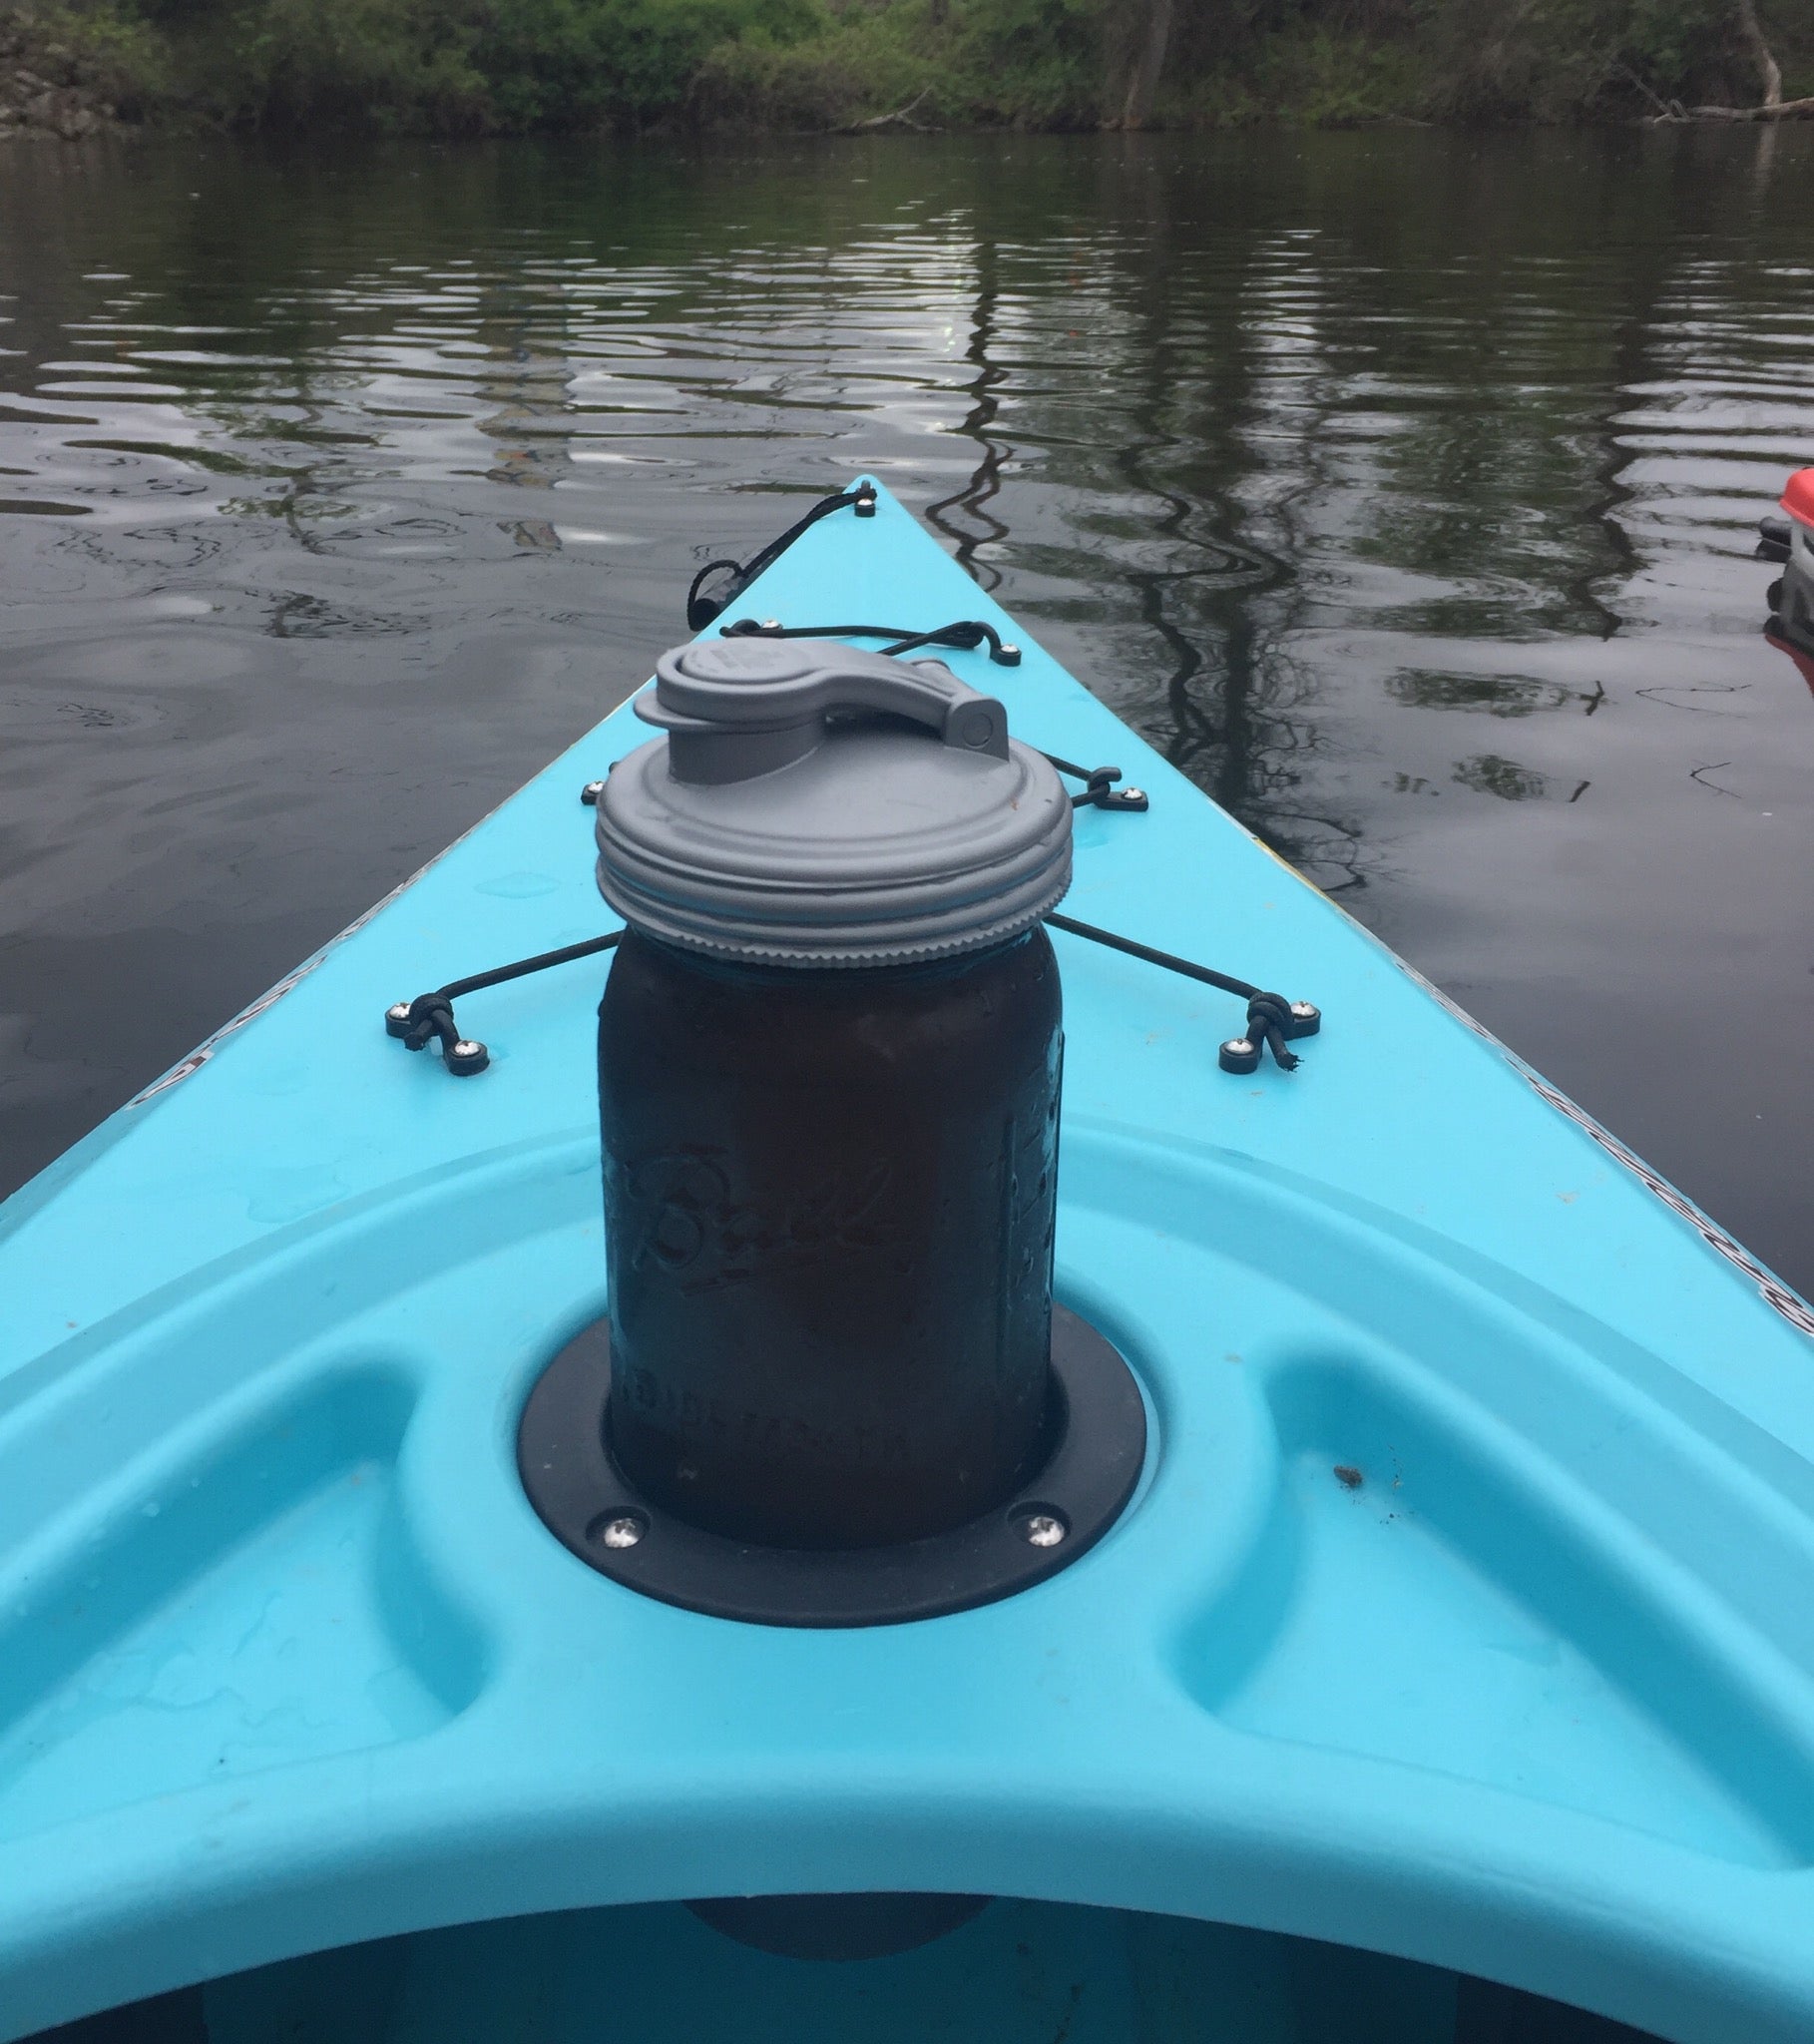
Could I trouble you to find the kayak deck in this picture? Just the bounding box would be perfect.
[0,482,1812,2041]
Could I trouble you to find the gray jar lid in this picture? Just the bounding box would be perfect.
[595,637,1072,966]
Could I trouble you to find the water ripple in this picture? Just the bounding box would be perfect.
[0,130,1812,1287]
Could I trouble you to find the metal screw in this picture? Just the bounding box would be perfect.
[1290,1002,1318,1022]
[581,778,606,805]
[452,1040,483,1061]
[386,1002,411,1025]
[760,619,782,631]
[600,1514,646,1549]
[1221,1038,1253,1059]
[1019,1512,1066,1549]
[1000,643,1021,661]
[1124,787,1145,804]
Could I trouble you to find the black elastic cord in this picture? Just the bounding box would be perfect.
[721,615,1022,668]
[386,931,624,1076]
[687,482,877,630]
[1046,911,1258,999]
[437,932,624,1003]
[1041,754,1149,812]
[389,917,1317,1079]
[1044,912,1318,1072]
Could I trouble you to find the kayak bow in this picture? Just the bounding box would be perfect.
[1,481,1812,2043]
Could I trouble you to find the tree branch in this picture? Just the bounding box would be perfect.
[1670,94,1814,121]
[1117,0,1174,130]
[837,86,934,133]
[1732,0,1783,108]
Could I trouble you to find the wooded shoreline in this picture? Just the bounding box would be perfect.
[2,0,1809,143]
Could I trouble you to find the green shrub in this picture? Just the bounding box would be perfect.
[476,0,826,129]
[4,0,1803,132]
[692,0,1102,132]
[2,1,173,113]
[692,9,931,130]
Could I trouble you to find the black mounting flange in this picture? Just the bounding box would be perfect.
[517,1305,1146,1629]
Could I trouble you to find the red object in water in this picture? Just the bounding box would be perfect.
[1766,630,1814,699]
[1780,468,1814,529]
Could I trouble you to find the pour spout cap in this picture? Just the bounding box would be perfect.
[640,637,1008,784]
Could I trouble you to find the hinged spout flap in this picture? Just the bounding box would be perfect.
[639,638,1010,784]
[597,635,1071,966]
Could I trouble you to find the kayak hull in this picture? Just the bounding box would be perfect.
[1,483,1812,2041]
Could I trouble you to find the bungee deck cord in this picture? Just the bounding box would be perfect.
[720,614,1023,667]
[384,906,1319,1082]
[386,933,624,1077]
[685,482,877,631]
[385,488,1320,1077]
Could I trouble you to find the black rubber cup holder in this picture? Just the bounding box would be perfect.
[517,1305,1147,1628]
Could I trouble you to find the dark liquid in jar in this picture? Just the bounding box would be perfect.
[598,925,1062,1549]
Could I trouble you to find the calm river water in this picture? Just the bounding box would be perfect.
[1,128,1810,1291]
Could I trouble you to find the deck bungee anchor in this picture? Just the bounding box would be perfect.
[384,930,625,1074]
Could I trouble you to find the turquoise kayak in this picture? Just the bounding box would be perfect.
[2,479,1812,2044]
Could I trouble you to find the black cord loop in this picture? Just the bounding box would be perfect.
[686,482,876,631]
[385,931,624,1077]
[1041,753,1149,812]
[1044,912,1319,1074]
[720,615,1022,668]
[391,993,459,1055]
[1235,992,1303,1074]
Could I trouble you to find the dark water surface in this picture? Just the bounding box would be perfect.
[2,129,1811,1292]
